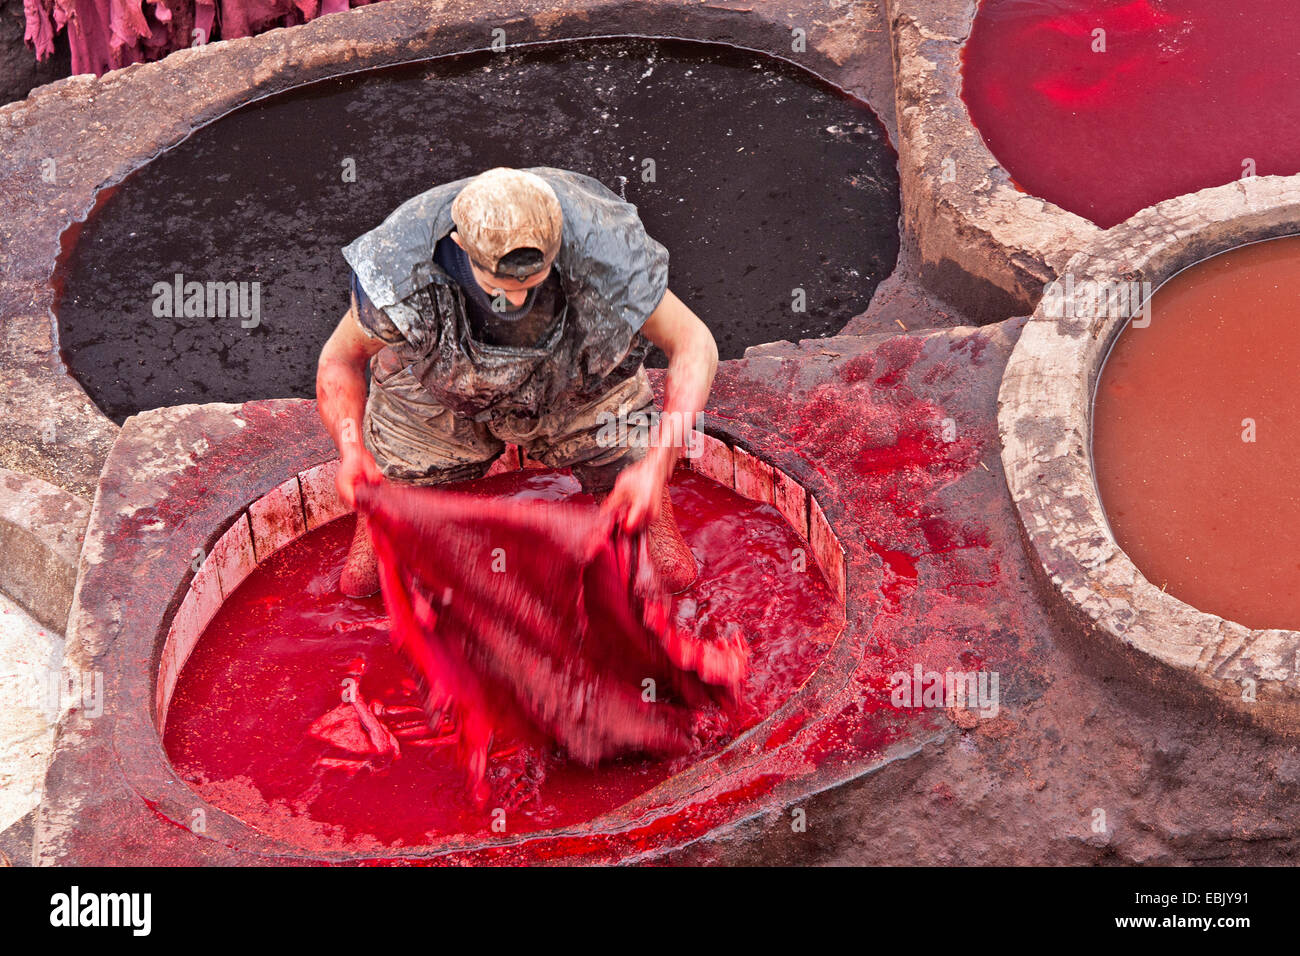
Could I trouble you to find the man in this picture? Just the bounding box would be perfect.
[317,166,718,597]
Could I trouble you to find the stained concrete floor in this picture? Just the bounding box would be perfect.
[0,589,65,865]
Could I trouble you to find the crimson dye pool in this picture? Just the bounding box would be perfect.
[162,468,841,852]
[1092,236,1300,631]
[55,36,900,424]
[962,0,1300,229]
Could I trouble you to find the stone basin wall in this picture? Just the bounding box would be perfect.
[999,176,1300,735]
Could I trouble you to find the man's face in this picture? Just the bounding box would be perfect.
[450,232,551,309]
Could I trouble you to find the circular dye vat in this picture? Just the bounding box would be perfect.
[162,467,840,852]
[962,0,1300,229]
[55,36,900,424]
[1093,235,1300,630]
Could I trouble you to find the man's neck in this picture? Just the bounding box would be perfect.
[436,236,539,321]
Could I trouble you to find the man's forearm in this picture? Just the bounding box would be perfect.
[316,359,370,455]
[649,336,717,479]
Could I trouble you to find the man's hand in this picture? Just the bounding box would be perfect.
[602,456,668,532]
[602,287,717,533]
[336,444,384,509]
[319,303,388,509]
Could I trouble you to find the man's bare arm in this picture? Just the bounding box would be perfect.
[317,306,387,505]
[640,287,719,476]
[603,288,718,529]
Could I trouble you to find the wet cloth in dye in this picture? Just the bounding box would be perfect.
[353,479,747,800]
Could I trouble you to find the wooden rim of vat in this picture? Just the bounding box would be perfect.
[997,176,1300,734]
[148,430,850,861]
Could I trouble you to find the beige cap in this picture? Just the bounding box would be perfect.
[450,168,564,279]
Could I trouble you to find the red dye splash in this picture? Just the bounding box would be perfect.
[162,469,840,851]
[353,478,746,803]
[705,328,1024,773]
[962,0,1300,228]
[869,544,919,606]
[1093,236,1300,630]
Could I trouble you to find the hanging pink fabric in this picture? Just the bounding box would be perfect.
[23,0,385,78]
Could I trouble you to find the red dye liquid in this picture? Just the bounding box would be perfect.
[1093,236,1300,630]
[163,469,839,852]
[962,0,1300,228]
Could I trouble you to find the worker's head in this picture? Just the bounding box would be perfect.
[450,168,563,308]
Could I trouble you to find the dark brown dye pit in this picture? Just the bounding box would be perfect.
[54,37,900,424]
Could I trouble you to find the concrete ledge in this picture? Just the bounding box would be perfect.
[998,176,1300,734]
[0,466,88,631]
[38,399,339,866]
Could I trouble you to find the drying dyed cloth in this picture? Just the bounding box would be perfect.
[353,479,747,802]
[24,0,370,77]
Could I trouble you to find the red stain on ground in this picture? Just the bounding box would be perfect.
[704,330,1032,775]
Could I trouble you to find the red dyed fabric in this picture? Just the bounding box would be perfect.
[354,480,747,803]
[24,0,380,77]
